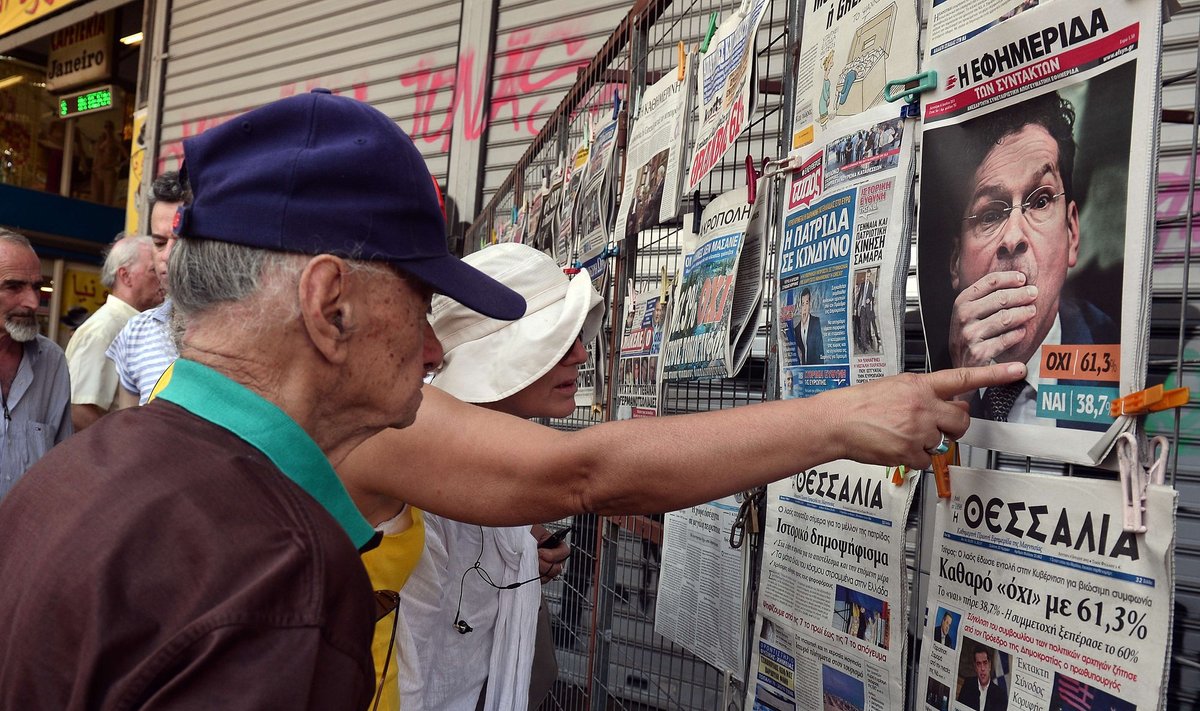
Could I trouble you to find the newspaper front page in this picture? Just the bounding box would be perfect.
[788,0,919,151]
[686,0,770,192]
[577,118,620,264]
[662,185,767,380]
[778,105,914,398]
[616,286,670,419]
[748,462,918,711]
[555,146,589,266]
[655,494,750,676]
[918,466,1177,711]
[614,67,691,241]
[916,0,1160,464]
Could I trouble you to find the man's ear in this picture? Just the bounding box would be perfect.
[949,241,961,291]
[298,255,352,365]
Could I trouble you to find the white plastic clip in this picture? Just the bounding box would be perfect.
[1116,432,1169,533]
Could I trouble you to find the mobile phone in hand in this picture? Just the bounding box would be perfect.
[538,526,573,548]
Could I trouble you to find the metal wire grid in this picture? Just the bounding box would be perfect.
[465,0,1200,708]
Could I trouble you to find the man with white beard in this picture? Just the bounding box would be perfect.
[0,229,72,499]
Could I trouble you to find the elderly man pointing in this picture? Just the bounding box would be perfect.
[0,90,524,709]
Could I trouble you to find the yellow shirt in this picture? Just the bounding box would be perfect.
[361,507,426,711]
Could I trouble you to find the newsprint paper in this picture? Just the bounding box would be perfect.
[916,0,1160,464]
[662,184,767,380]
[655,495,750,677]
[613,66,691,241]
[788,0,918,150]
[686,0,769,192]
[918,467,1176,711]
[747,462,918,711]
[616,286,670,420]
[778,105,914,398]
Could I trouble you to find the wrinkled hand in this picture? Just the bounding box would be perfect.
[949,271,1038,369]
[531,524,570,585]
[823,362,1027,469]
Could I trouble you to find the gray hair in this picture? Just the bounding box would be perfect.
[101,235,155,289]
[0,228,33,251]
[169,238,305,325]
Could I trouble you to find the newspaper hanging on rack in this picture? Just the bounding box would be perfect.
[555,145,589,266]
[614,64,692,241]
[916,0,1159,465]
[686,0,769,192]
[778,104,913,398]
[788,0,918,150]
[577,118,620,262]
[747,462,918,711]
[655,494,750,677]
[917,466,1176,711]
[616,286,671,419]
[662,184,767,380]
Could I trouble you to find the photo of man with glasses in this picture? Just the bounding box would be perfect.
[918,87,1124,429]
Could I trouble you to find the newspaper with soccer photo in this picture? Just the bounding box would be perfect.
[916,0,1160,464]
[614,64,691,241]
[686,0,769,191]
[778,105,914,399]
[661,184,767,380]
[747,462,918,711]
[617,286,671,419]
[655,494,750,676]
[917,467,1176,711]
[787,0,918,150]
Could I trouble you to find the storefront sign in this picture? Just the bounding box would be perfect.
[0,0,84,37]
[45,11,111,92]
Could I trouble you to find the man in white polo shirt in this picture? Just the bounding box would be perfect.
[65,234,162,429]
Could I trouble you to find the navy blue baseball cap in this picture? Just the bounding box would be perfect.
[176,89,524,320]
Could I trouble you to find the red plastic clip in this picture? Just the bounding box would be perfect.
[1109,385,1189,418]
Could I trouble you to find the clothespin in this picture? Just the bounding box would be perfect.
[612,89,621,121]
[583,122,592,149]
[745,155,759,205]
[566,262,582,276]
[591,402,604,416]
[900,102,921,119]
[1110,384,1190,417]
[692,190,702,233]
[932,441,959,498]
[1117,432,1169,532]
[890,466,909,486]
[884,71,938,104]
[761,154,803,180]
[602,243,621,259]
[659,266,671,301]
[699,12,719,54]
[677,41,687,82]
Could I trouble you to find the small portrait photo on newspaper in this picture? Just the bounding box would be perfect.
[954,637,1011,711]
[918,62,1133,433]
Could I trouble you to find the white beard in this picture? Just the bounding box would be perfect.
[5,317,38,342]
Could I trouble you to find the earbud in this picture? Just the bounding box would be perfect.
[454,618,473,634]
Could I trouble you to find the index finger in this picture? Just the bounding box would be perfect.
[925,362,1027,399]
[961,271,1027,302]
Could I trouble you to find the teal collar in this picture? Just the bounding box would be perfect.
[156,359,377,550]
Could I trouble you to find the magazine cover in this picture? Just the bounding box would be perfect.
[916,0,1160,464]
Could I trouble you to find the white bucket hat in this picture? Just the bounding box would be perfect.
[429,243,605,403]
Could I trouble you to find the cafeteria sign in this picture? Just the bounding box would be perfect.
[45,12,112,92]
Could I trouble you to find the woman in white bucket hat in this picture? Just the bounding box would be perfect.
[401,243,603,711]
